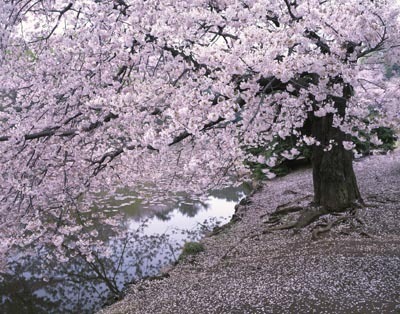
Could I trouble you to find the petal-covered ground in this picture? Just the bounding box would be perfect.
[99,150,400,314]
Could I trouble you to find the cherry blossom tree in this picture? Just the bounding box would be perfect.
[0,0,399,261]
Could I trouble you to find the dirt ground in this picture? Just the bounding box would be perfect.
[99,150,400,314]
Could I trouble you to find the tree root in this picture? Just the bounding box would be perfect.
[263,206,327,232]
[311,208,371,240]
[263,201,370,239]
[274,194,313,211]
[261,194,313,220]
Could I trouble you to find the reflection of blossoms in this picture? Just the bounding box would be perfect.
[0,187,234,312]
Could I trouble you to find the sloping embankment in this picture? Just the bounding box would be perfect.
[99,150,400,314]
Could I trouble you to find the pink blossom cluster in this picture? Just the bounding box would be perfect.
[0,0,399,264]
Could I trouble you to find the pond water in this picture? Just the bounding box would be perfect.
[0,186,249,314]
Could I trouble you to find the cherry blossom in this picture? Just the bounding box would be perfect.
[0,0,399,264]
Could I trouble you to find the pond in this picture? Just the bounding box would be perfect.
[0,186,249,314]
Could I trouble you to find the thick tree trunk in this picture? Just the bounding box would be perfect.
[311,97,362,211]
[312,140,361,211]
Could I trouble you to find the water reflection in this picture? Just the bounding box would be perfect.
[0,185,249,314]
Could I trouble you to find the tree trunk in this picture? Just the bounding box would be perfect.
[312,139,361,211]
[311,100,362,211]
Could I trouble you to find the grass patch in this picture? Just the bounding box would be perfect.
[179,242,205,261]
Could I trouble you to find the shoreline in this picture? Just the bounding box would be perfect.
[99,150,400,314]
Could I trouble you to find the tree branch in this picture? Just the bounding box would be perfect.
[0,112,118,143]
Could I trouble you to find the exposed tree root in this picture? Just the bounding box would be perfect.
[263,206,327,232]
[311,208,371,239]
[218,200,370,265]
[260,194,312,221]
[274,194,313,211]
[263,200,370,239]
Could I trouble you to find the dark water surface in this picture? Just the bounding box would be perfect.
[0,186,248,314]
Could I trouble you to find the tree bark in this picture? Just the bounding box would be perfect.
[312,139,361,211]
[311,105,362,211]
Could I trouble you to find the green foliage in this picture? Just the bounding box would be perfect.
[375,127,398,149]
[246,135,312,180]
[179,241,205,260]
[353,126,398,155]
